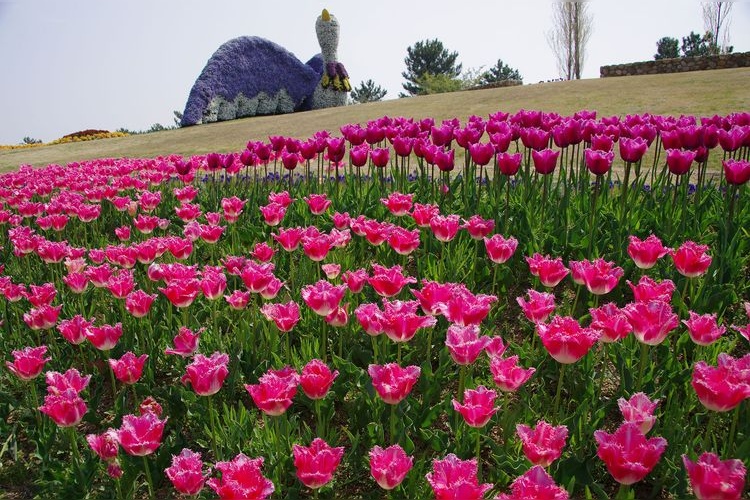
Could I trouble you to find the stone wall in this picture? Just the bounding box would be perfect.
[600,52,750,78]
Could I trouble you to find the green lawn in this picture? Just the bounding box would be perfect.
[2,67,749,172]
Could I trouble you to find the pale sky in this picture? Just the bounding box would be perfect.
[0,1,748,144]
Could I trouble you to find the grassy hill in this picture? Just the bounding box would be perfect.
[2,67,749,172]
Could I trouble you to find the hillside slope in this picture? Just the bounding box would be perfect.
[2,68,749,171]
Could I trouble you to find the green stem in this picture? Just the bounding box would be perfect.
[553,363,567,421]
[142,456,154,499]
[637,343,650,391]
[315,398,324,437]
[67,427,86,489]
[724,407,738,456]
[371,335,379,364]
[208,396,220,460]
[390,403,398,443]
[321,321,328,364]
[475,429,482,479]
[703,411,717,451]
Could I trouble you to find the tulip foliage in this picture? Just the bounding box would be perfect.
[1,109,749,499]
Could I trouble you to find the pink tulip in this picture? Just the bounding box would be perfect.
[181,352,229,396]
[164,448,207,496]
[45,368,91,394]
[6,345,50,381]
[589,302,632,343]
[426,453,493,500]
[331,211,351,230]
[321,263,341,280]
[619,136,649,163]
[496,465,569,500]
[594,422,667,485]
[304,193,332,215]
[627,275,675,303]
[429,214,461,242]
[224,289,251,310]
[368,363,421,404]
[526,253,569,288]
[125,290,157,318]
[452,385,499,428]
[517,289,556,324]
[380,299,437,343]
[165,326,202,357]
[199,268,227,300]
[369,444,413,490]
[300,359,339,400]
[463,215,495,240]
[367,264,417,298]
[435,148,455,172]
[63,273,89,294]
[354,303,384,336]
[409,280,452,316]
[240,261,276,294]
[670,241,712,278]
[627,234,669,269]
[445,324,491,365]
[537,316,600,364]
[532,148,560,175]
[260,301,301,332]
[683,452,747,500]
[381,192,414,216]
[86,429,119,462]
[158,279,201,308]
[580,258,624,295]
[497,152,522,176]
[442,285,497,327]
[692,354,750,412]
[622,300,679,345]
[469,142,495,166]
[516,420,569,467]
[666,148,696,175]
[483,234,518,264]
[23,304,62,330]
[301,280,347,316]
[259,202,287,226]
[723,158,750,185]
[293,438,344,489]
[207,453,275,499]
[683,311,726,346]
[301,234,332,262]
[268,190,294,207]
[245,366,300,416]
[387,226,421,255]
[39,389,87,427]
[221,196,246,223]
[584,148,614,176]
[341,268,368,293]
[411,203,440,227]
[117,410,167,456]
[86,322,123,351]
[618,392,660,434]
[108,352,148,385]
[25,282,56,307]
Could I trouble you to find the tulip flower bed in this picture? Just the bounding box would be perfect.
[1,110,750,499]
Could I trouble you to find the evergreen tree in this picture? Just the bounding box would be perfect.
[654,37,680,60]
[350,79,387,103]
[401,39,462,96]
[481,59,523,85]
[681,31,713,57]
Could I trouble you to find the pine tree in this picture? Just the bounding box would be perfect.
[401,39,462,96]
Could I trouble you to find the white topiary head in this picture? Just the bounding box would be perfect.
[316,9,340,61]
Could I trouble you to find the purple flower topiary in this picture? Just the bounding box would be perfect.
[181,37,323,126]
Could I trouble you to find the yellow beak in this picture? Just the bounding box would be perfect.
[322,9,331,21]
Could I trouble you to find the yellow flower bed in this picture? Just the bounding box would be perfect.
[1,131,129,150]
